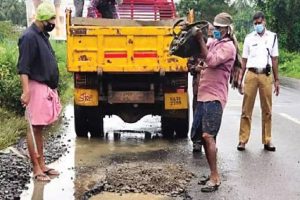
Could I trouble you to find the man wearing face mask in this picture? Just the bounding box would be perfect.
[192,12,237,192]
[237,11,279,152]
[17,1,61,182]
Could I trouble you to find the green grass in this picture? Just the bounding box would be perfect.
[0,108,27,150]
[0,39,72,150]
[279,50,300,79]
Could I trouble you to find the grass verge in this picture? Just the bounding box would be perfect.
[0,108,27,150]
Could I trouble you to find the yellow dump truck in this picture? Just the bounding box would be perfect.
[66,0,189,138]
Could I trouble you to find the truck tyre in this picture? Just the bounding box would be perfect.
[161,117,174,138]
[74,105,104,138]
[174,117,189,138]
[174,110,189,138]
[87,107,104,138]
[74,105,88,137]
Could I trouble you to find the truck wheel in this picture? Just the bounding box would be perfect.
[174,118,189,138]
[175,110,189,138]
[74,105,88,137]
[74,105,104,138]
[161,117,174,138]
[86,106,104,138]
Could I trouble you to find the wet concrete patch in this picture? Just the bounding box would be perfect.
[80,162,195,199]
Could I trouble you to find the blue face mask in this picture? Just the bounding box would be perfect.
[255,24,264,34]
[213,30,222,40]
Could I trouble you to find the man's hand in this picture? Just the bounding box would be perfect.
[274,80,280,96]
[195,29,203,41]
[20,90,30,107]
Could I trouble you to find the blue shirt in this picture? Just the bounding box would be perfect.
[17,23,59,89]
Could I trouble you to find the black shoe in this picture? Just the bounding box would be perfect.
[237,142,246,151]
[193,142,202,153]
[264,143,276,151]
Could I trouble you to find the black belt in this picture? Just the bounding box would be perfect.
[248,67,266,74]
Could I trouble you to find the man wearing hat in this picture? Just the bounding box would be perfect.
[17,1,61,182]
[192,12,238,192]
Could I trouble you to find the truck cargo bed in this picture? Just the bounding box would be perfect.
[66,12,187,73]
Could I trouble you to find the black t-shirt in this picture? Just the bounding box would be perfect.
[17,23,59,89]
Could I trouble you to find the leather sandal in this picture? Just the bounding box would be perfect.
[34,173,51,182]
[198,175,210,185]
[201,180,221,193]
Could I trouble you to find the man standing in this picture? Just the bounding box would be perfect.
[87,0,121,19]
[188,55,202,152]
[18,1,61,181]
[237,11,279,152]
[189,23,215,153]
[74,0,85,17]
[193,12,237,192]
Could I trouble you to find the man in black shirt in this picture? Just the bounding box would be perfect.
[18,1,61,182]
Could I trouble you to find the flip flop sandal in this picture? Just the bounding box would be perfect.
[198,175,210,185]
[201,181,221,193]
[34,174,51,182]
[43,168,60,176]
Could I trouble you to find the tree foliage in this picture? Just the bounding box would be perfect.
[0,0,27,26]
[176,0,300,52]
[176,0,232,22]
[257,0,300,51]
[230,0,256,42]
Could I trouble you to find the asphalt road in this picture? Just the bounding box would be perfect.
[19,78,300,200]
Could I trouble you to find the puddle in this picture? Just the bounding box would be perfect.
[20,104,183,200]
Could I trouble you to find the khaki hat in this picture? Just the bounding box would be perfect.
[213,12,233,27]
[36,1,56,21]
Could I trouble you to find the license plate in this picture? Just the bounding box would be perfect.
[164,93,188,110]
[108,91,154,104]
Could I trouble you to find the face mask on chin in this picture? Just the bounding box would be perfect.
[255,24,264,34]
[43,21,55,32]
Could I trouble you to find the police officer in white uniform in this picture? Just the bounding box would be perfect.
[237,11,279,152]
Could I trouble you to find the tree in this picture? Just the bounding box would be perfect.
[256,0,300,51]
[231,0,256,41]
[176,0,232,22]
[0,0,27,26]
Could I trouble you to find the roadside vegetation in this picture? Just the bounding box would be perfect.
[1,0,300,149]
[177,0,300,78]
[0,21,71,150]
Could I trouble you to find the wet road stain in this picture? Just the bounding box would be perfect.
[91,192,171,200]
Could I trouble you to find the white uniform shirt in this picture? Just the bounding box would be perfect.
[242,29,279,69]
